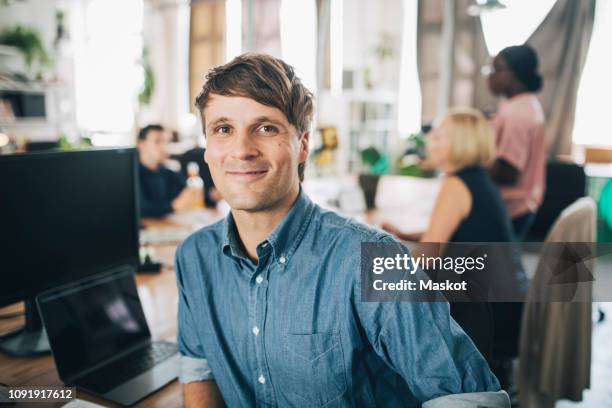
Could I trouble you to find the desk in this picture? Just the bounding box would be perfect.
[0,268,182,407]
[0,175,438,407]
[303,174,440,234]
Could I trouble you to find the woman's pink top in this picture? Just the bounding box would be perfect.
[491,93,547,218]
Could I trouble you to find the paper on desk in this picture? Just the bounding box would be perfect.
[140,227,192,245]
[63,399,107,408]
[168,207,227,229]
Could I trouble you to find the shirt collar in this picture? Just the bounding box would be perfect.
[221,215,245,260]
[139,161,164,174]
[221,188,315,265]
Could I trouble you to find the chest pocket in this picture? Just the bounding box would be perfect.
[279,331,347,406]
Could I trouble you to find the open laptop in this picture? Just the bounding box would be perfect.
[36,265,179,406]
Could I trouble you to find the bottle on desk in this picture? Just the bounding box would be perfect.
[186,162,205,208]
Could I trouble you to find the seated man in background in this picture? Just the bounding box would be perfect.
[137,124,201,217]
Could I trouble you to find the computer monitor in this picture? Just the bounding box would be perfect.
[0,148,140,356]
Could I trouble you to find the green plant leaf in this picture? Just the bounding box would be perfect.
[0,25,50,71]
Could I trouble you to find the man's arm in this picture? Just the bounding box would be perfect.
[176,242,224,406]
[353,237,503,403]
[140,195,173,218]
[172,187,202,212]
[490,158,520,185]
[184,381,225,408]
[169,169,201,213]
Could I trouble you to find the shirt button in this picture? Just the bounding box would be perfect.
[279,256,286,264]
[252,326,260,336]
[258,374,266,384]
[255,276,264,284]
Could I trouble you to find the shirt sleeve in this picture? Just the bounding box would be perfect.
[353,236,500,403]
[423,390,510,407]
[138,169,186,218]
[492,114,530,171]
[175,243,215,383]
[169,169,187,200]
[139,195,173,218]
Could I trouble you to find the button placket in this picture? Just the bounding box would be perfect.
[251,255,274,403]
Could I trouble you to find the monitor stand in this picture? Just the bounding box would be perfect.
[0,299,50,357]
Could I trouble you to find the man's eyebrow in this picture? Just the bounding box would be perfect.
[207,117,232,128]
[251,116,286,127]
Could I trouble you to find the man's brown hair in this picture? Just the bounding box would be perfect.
[194,53,314,182]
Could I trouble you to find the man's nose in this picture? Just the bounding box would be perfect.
[230,130,259,160]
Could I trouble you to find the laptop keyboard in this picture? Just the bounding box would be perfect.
[77,341,177,393]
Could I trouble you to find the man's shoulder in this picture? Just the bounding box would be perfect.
[177,218,225,257]
[311,205,395,244]
[159,164,185,180]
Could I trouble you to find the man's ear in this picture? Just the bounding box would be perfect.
[299,131,310,163]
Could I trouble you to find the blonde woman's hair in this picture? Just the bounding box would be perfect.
[438,107,495,169]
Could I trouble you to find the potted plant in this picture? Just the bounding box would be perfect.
[396,131,436,177]
[359,146,390,209]
[0,25,51,78]
[138,47,155,106]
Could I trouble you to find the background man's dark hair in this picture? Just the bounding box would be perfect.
[138,124,165,142]
[194,53,314,182]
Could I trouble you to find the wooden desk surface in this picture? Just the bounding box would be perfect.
[303,174,440,234]
[0,175,438,407]
[0,263,182,407]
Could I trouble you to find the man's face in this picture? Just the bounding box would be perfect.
[138,129,169,169]
[203,94,309,212]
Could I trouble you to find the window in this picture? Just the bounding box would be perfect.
[480,0,557,56]
[397,0,421,135]
[225,0,242,61]
[73,0,144,140]
[573,0,612,146]
[280,0,317,93]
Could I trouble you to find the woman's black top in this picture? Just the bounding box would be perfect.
[450,166,514,242]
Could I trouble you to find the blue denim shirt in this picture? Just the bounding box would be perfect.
[175,189,500,407]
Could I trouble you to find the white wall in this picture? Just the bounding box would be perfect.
[0,0,76,142]
[342,0,403,88]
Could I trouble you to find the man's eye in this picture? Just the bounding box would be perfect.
[259,125,278,134]
[215,126,231,134]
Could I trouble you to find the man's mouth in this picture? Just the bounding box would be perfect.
[226,170,268,180]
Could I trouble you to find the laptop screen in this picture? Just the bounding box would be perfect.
[37,267,151,380]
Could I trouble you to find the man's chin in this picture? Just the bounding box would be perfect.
[224,193,271,212]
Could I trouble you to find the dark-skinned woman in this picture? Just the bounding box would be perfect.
[487,45,547,241]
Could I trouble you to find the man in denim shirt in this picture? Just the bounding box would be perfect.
[176,53,509,407]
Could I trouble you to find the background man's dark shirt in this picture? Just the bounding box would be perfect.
[138,162,186,217]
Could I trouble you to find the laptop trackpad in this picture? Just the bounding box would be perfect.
[104,354,179,406]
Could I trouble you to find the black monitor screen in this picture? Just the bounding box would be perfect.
[37,267,150,380]
[0,149,140,307]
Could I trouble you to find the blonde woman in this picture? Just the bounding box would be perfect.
[383,108,514,243]
[383,109,525,388]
